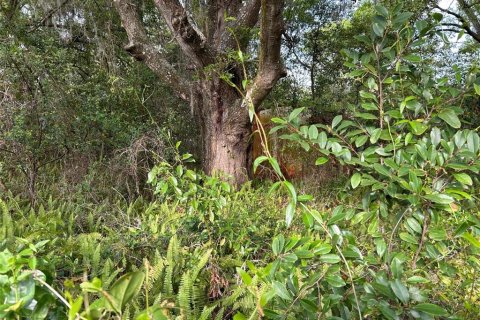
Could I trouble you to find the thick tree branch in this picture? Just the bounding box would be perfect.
[458,0,480,33]
[223,0,261,50]
[435,4,480,43]
[236,0,262,31]
[153,0,212,67]
[244,0,286,110]
[113,0,189,101]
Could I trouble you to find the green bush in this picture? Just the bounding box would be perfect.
[236,6,480,320]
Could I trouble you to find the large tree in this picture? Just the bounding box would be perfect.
[112,0,286,184]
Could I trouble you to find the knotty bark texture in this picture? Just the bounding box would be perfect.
[113,0,286,184]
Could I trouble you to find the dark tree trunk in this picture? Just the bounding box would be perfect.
[194,78,251,184]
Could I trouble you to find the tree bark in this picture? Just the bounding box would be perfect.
[192,78,250,184]
[113,0,286,185]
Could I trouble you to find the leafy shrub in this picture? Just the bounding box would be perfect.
[237,5,480,320]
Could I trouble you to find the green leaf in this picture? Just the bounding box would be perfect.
[474,83,480,95]
[373,23,384,36]
[308,125,319,140]
[236,268,252,285]
[453,173,473,186]
[108,271,145,312]
[272,281,292,300]
[269,157,282,176]
[373,163,391,177]
[392,12,413,26]
[0,250,12,273]
[438,109,461,128]
[233,313,247,320]
[325,274,346,287]
[332,115,342,129]
[413,303,448,316]
[286,202,295,227]
[320,254,341,264]
[406,276,430,284]
[461,233,480,248]
[409,121,428,135]
[283,181,297,204]
[423,193,454,204]
[272,235,285,256]
[288,108,305,122]
[314,243,332,255]
[315,157,329,165]
[403,54,421,63]
[351,173,361,189]
[375,5,389,17]
[399,232,418,244]
[406,217,422,234]
[375,238,387,258]
[390,279,409,304]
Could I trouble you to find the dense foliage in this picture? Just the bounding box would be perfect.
[1,1,479,320]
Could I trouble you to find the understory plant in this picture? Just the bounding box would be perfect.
[236,5,480,320]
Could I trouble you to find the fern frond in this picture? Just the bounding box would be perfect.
[177,271,192,319]
[191,249,212,281]
[198,305,216,320]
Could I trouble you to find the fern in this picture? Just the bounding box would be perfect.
[198,305,216,320]
[177,271,192,318]
[0,199,13,239]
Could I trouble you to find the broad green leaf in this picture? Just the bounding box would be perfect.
[253,156,268,173]
[286,202,295,227]
[308,125,319,140]
[423,193,454,204]
[269,157,282,176]
[108,271,145,312]
[288,108,305,122]
[272,281,292,300]
[332,115,343,129]
[236,268,252,285]
[409,121,428,135]
[375,5,389,17]
[320,254,341,264]
[283,181,297,204]
[413,303,448,316]
[406,217,422,234]
[474,83,480,95]
[351,173,361,189]
[399,232,417,244]
[272,235,285,256]
[438,109,461,129]
[325,274,346,287]
[392,12,413,26]
[453,173,472,186]
[406,276,430,284]
[461,233,480,248]
[375,238,387,258]
[390,279,409,304]
[403,54,421,63]
[314,244,332,255]
[315,157,329,165]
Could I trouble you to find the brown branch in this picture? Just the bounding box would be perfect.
[235,0,262,31]
[29,0,71,32]
[153,0,213,67]
[458,0,480,33]
[224,0,261,51]
[113,0,189,101]
[435,4,480,43]
[244,0,287,111]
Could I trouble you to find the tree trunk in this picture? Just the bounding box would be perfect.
[113,0,286,185]
[195,78,251,184]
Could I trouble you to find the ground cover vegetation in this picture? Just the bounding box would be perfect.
[1,0,479,319]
